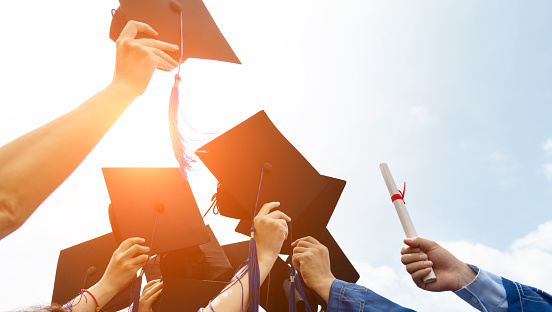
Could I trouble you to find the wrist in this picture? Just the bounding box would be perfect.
[455,263,477,291]
[257,250,279,276]
[87,279,119,308]
[106,80,141,102]
[310,276,336,304]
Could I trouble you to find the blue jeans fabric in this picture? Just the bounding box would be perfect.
[327,279,416,312]
[503,277,552,312]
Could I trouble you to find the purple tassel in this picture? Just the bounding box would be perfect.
[168,74,196,179]
[128,274,142,312]
[294,272,314,312]
[289,275,297,312]
[288,222,314,312]
[247,235,260,312]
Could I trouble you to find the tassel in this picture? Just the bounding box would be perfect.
[169,74,195,180]
[128,272,143,312]
[128,209,159,312]
[289,274,297,312]
[293,272,314,312]
[245,165,268,312]
[288,223,314,312]
[247,232,260,312]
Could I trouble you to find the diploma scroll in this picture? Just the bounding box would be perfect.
[379,163,437,284]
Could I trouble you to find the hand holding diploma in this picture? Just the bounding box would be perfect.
[379,163,437,283]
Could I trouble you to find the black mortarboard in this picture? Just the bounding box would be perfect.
[160,225,233,281]
[221,241,250,270]
[156,277,227,312]
[234,175,346,254]
[197,111,328,220]
[109,0,240,64]
[319,229,360,284]
[216,240,250,281]
[51,233,131,312]
[103,167,210,256]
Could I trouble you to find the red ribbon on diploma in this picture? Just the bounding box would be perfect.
[391,182,406,204]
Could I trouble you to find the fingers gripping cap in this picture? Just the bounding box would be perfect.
[109,0,241,64]
[197,111,327,220]
[52,233,131,312]
[235,175,346,254]
[103,167,210,256]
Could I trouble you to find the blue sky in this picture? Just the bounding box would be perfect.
[1,1,552,311]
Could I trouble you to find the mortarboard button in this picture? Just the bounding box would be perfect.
[51,233,131,312]
[103,167,210,256]
[87,266,97,276]
[109,0,240,64]
[197,110,327,221]
[170,0,182,12]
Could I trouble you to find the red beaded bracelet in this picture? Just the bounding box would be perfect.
[81,289,100,312]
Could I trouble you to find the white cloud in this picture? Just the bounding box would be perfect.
[351,221,552,311]
[511,221,552,253]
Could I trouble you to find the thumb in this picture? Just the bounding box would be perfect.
[404,237,435,251]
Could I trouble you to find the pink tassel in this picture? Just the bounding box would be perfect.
[169,74,195,179]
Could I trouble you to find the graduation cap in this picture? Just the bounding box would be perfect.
[103,167,210,256]
[160,225,233,281]
[197,111,330,311]
[320,229,360,284]
[109,0,240,64]
[197,110,328,220]
[234,175,346,254]
[110,0,241,179]
[156,277,228,312]
[51,233,131,312]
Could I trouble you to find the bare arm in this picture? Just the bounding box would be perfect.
[0,21,178,239]
[203,202,291,312]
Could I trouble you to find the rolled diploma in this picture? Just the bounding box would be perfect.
[379,163,437,283]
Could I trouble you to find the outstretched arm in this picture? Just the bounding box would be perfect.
[202,202,291,312]
[0,21,178,239]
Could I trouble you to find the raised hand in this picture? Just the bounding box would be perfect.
[138,279,163,312]
[100,237,150,293]
[253,202,291,266]
[112,20,179,96]
[291,236,335,303]
[400,237,476,292]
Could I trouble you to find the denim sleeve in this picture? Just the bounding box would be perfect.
[454,265,508,312]
[327,279,416,312]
